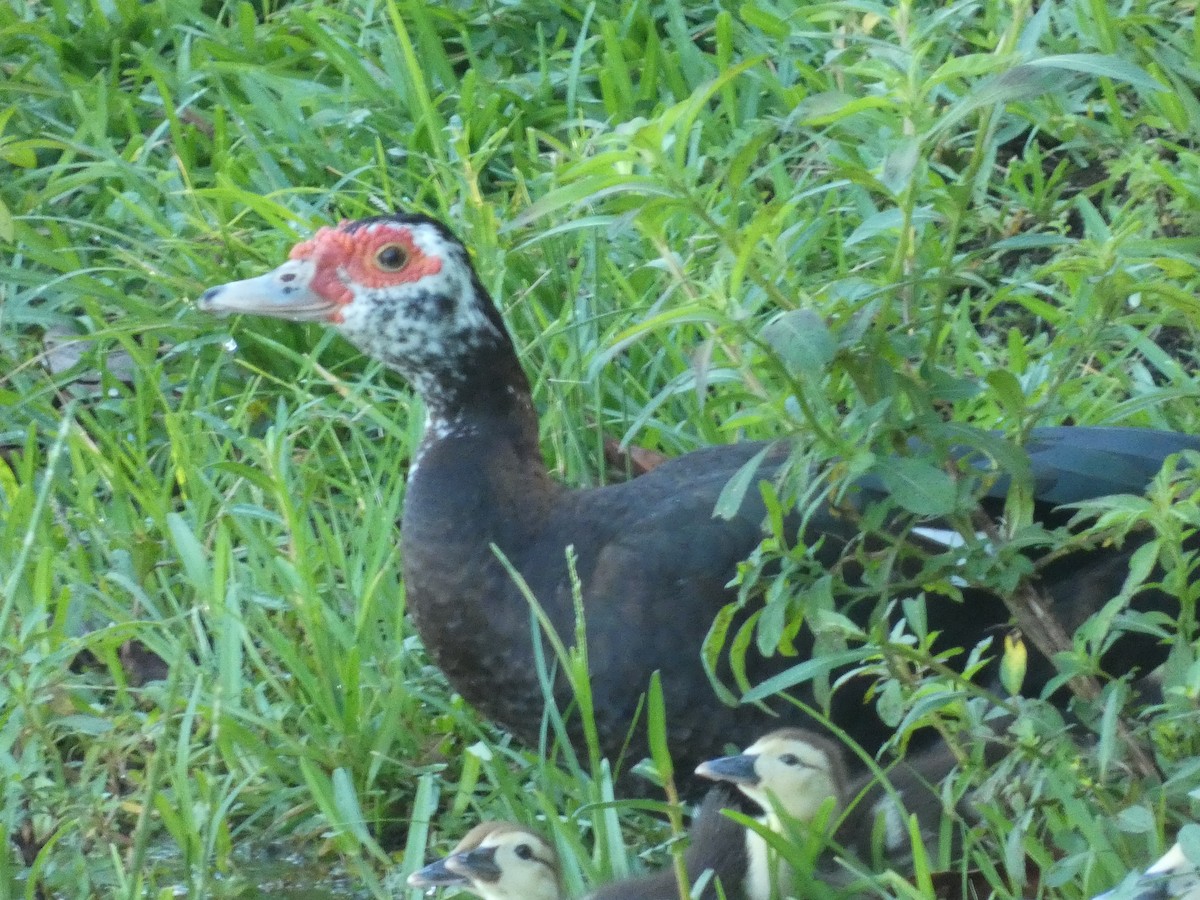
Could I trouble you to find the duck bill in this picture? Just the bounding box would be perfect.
[446,846,502,882]
[196,259,336,322]
[695,752,761,786]
[407,857,470,888]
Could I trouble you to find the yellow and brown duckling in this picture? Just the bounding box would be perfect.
[408,788,751,900]
[696,728,848,900]
[696,728,849,826]
[697,727,992,897]
[408,821,562,900]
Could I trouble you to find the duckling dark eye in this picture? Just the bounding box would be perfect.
[514,843,534,860]
[779,753,801,766]
[375,243,409,271]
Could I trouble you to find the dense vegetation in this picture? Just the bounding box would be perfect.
[2,0,1199,897]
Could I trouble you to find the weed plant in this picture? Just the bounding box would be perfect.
[2,0,1199,897]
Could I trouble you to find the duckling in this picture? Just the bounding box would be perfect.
[838,742,969,871]
[408,789,750,900]
[1092,840,1200,900]
[697,728,995,897]
[408,821,562,900]
[588,786,749,900]
[695,728,849,900]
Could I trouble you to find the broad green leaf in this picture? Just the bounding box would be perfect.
[846,206,939,246]
[987,369,1027,417]
[761,308,835,379]
[1114,805,1156,834]
[872,456,958,517]
[739,3,789,38]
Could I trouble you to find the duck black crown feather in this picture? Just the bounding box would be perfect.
[199,211,1200,779]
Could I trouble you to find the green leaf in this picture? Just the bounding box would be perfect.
[332,767,374,846]
[986,369,1027,418]
[1024,53,1166,93]
[739,3,789,38]
[701,603,741,706]
[741,649,870,702]
[846,206,940,246]
[713,444,773,520]
[57,714,114,736]
[166,512,211,599]
[990,233,1073,251]
[645,671,674,781]
[872,457,958,517]
[934,65,1063,134]
[1179,824,1200,864]
[880,135,921,195]
[761,308,835,379]
[934,53,1165,137]
[791,92,892,126]
[875,678,904,727]
[927,52,1010,86]
[0,143,36,168]
[1114,805,1156,834]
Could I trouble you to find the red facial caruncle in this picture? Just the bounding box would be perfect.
[289,222,444,322]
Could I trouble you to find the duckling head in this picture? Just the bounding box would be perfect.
[695,728,847,825]
[409,821,561,900]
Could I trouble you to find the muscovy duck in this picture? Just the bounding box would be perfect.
[586,785,750,900]
[198,211,1199,781]
[837,741,979,872]
[697,728,990,894]
[696,729,848,899]
[408,821,562,900]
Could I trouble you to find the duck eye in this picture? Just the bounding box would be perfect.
[779,753,801,766]
[375,243,409,271]
[514,843,533,861]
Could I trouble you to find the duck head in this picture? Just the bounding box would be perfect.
[197,213,518,413]
[408,821,561,900]
[695,728,848,824]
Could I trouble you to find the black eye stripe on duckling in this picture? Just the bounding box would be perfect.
[498,840,556,873]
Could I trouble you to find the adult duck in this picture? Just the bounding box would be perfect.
[198,211,1199,780]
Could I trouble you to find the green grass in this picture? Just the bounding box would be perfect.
[2,0,1200,897]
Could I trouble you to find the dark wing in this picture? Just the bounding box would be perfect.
[586,786,748,900]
